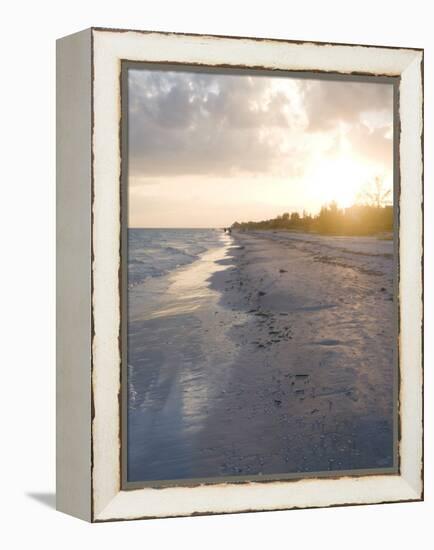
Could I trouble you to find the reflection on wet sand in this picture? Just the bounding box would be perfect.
[128,234,247,481]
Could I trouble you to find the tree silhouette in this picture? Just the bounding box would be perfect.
[359,176,392,208]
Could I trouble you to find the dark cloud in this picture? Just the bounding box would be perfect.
[128,69,298,178]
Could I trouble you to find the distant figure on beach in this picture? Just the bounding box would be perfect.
[223,227,232,234]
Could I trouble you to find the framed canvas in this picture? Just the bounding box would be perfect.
[56,27,424,522]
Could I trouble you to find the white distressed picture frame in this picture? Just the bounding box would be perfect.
[56,27,423,522]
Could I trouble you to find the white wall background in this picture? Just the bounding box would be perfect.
[1,0,431,547]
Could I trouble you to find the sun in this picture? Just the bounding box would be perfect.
[306,154,374,210]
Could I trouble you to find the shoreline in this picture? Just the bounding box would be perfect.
[128,229,396,482]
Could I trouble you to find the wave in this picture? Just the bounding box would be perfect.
[128,228,223,287]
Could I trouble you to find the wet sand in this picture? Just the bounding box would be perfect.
[127,230,396,482]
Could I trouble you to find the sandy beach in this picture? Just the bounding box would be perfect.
[127,229,396,482]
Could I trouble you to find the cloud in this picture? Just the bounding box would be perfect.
[349,123,393,166]
[298,79,393,132]
[128,70,394,181]
[296,79,394,172]
[128,69,302,178]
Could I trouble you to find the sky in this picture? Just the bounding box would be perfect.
[127,68,394,228]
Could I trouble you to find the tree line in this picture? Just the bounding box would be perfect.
[231,203,393,236]
[231,179,393,236]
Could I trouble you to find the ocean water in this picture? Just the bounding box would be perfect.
[128,228,225,287]
[127,227,237,481]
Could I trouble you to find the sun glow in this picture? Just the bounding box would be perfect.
[305,155,376,211]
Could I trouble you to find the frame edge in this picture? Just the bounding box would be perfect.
[56,28,93,522]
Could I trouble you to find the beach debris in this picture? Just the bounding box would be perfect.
[279,269,288,273]
[274,399,282,407]
[258,291,266,296]
[314,339,341,346]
